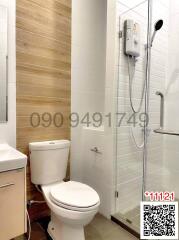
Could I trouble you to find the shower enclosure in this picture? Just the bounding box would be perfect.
[112,0,179,234]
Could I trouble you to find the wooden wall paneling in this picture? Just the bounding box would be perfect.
[16,0,71,221]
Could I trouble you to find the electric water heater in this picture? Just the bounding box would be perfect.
[124,19,140,58]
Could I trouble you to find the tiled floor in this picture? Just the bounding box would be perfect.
[85,214,138,240]
[15,214,138,240]
[113,206,140,233]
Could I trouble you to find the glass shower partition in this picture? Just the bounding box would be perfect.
[113,0,179,236]
[112,0,151,234]
[145,0,179,228]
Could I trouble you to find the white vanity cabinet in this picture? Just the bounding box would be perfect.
[0,168,26,240]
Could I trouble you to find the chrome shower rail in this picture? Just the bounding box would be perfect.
[154,129,179,136]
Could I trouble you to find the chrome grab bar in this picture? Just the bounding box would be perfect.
[0,183,15,189]
[90,147,102,154]
[154,129,179,136]
[156,91,164,129]
[154,91,179,136]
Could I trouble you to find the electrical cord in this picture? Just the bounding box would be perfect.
[127,55,146,114]
[35,184,43,193]
[29,200,45,204]
[26,210,31,240]
[26,186,44,239]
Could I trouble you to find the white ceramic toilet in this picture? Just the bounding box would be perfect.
[29,140,100,240]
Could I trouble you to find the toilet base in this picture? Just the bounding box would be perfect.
[47,213,85,240]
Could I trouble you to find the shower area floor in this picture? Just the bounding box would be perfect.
[113,198,179,236]
[113,206,140,234]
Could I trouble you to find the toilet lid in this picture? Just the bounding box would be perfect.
[50,181,100,210]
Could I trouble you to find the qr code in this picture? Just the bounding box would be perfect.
[140,202,178,239]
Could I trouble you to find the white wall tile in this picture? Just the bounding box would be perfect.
[164,1,179,200]
[115,0,168,214]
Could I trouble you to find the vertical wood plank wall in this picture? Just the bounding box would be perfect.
[16,0,71,220]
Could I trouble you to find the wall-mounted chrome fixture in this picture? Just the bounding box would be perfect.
[90,147,102,154]
[156,91,164,129]
[155,91,179,136]
[154,128,179,136]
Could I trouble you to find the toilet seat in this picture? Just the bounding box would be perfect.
[50,181,100,212]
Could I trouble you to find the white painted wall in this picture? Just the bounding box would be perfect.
[71,0,117,217]
[0,0,16,147]
[71,0,106,180]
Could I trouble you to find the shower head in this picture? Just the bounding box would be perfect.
[154,19,163,31]
[150,19,163,47]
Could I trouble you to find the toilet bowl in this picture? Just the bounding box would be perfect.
[42,181,100,240]
[29,140,100,240]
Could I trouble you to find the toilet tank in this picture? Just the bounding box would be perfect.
[29,140,70,185]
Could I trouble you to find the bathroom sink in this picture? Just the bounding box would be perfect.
[0,144,27,172]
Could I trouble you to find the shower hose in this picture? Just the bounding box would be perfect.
[127,55,146,149]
